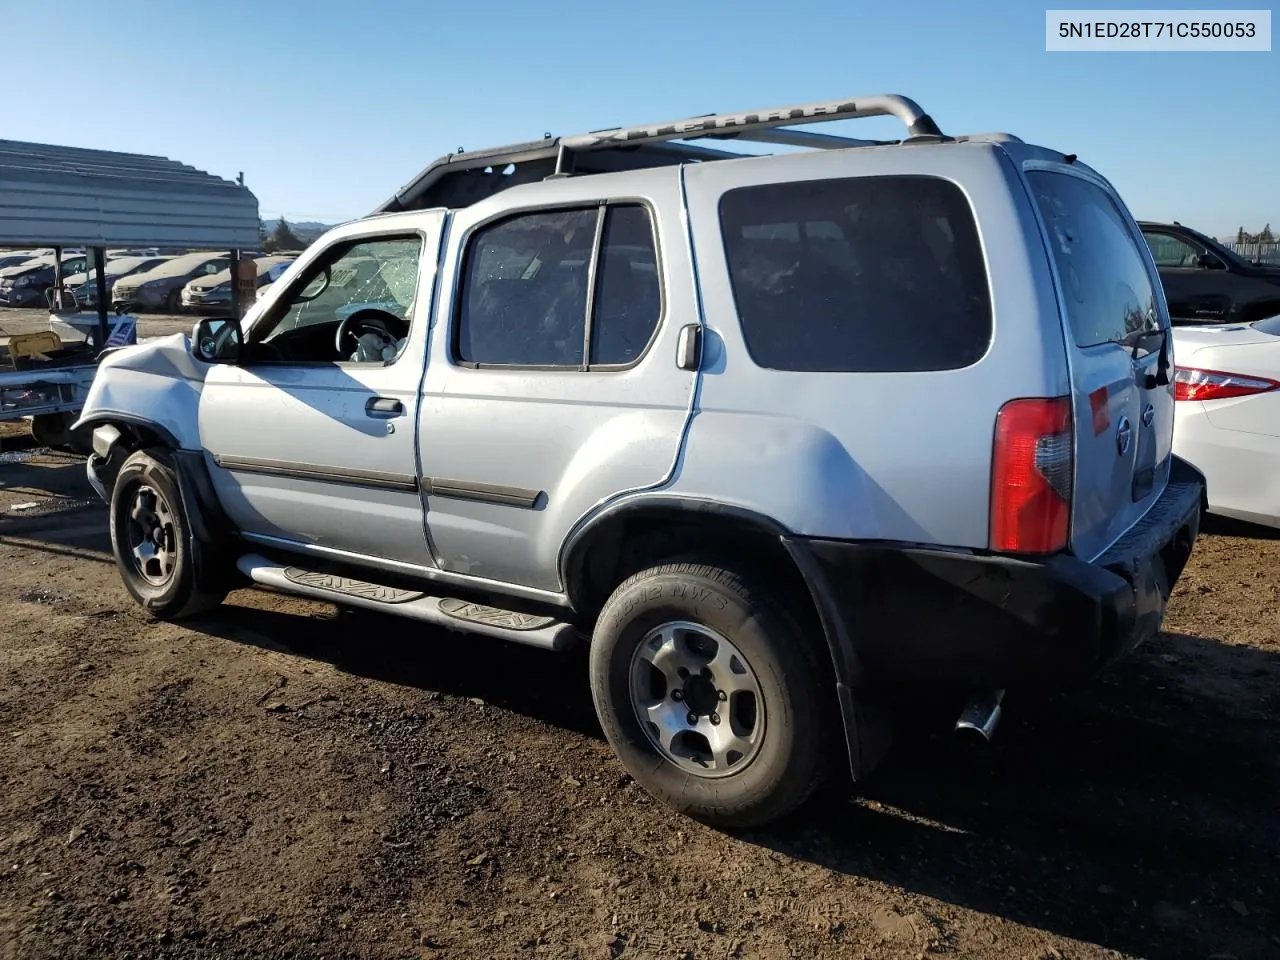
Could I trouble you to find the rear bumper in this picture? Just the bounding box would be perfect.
[785,456,1206,695]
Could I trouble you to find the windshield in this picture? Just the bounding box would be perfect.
[1185,226,1250,268]
[1254,314,1280,336]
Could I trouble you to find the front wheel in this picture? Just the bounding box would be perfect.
[108,448,226,619]
[589,562,833,829]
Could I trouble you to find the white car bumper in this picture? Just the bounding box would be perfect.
[1173,400,1280,528]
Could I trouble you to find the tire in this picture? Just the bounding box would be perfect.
[29,414,64,449]
[108,448,227,620]
[165,290,182,314]
[29,413,92,454]
[589,562,833,829]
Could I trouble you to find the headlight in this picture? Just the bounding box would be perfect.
[13,276,33,288]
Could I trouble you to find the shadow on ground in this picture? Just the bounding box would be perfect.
[2,472,1275,959]
[190,592,1280,960]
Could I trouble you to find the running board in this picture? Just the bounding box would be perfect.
[235,554,579,651]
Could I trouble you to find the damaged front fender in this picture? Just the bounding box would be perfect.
[72,332,209,452]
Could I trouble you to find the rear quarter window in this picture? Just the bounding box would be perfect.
[718,175,992,373]
[1026,170,1162,348]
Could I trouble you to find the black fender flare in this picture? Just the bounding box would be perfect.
[560,494,891,780]
[77,413,231,555]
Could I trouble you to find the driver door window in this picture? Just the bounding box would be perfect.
[248,236,423,364]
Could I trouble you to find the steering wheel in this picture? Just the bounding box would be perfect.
[334,308,409,360]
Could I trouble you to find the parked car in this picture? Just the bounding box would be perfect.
[1140,221,1280,325]
[0,253,90,307]
[77,94,1204,828]
[111,252,236,313]
[107,248,161,259]
[62,255,170,310]
[181,256,296,313]
[0,251,40,271]
[1171,315,1280,528]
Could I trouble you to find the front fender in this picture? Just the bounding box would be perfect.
[72,333,208,450]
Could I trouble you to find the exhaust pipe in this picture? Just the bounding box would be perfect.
[955,689,1005,741]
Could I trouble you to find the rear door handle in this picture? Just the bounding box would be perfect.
[365,396,404,418]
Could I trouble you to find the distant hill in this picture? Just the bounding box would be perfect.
[262,218,336,244]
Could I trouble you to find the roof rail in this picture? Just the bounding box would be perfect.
[375,94,944,214]
[555,94,941,171]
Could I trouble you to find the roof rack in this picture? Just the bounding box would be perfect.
[555,93,941,171]
[375,94,942,214]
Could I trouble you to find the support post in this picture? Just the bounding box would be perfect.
[52,245,63,312]
[94,247,109,349]
[229,249,242,320]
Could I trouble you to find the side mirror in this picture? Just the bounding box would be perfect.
[1195,252,1224,270]
[192,316,242,364]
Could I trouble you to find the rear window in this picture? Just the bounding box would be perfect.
[1027,170,1162,348]
[1255,314,1280,335]
[718,175,992,373]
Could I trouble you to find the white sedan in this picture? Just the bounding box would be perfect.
[1172,315,1280,528]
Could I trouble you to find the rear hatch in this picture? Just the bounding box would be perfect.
[1023,166,1175,561]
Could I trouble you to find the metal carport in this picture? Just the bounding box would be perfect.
[0,139,259,446]
[0,137,260,344]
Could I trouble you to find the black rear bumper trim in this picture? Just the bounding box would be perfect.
[784,455,1206,698]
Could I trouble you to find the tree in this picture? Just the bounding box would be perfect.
[1237,226,1247,243]
[1261,223,1274,243]
[266,218,304,253]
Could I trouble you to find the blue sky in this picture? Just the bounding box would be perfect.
[1,0,1274,237]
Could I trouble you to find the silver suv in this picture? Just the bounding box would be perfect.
[77,94,1205,828]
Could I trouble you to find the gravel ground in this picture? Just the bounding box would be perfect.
[1,420,1278,959]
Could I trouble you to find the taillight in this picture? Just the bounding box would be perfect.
[1173,367,1280,401]
[990,397,1073,554]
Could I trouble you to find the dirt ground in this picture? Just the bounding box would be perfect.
[1,426,1278,960]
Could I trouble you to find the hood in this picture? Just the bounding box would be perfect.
[69,256,169,287]
[1172,322,1278,351]
[0,262,52,280]
[94,332,208,381]
[126,254,226,285]
[194,256,296,290]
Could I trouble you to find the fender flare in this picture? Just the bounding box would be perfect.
[559,494,891,779]
[77,412,230,554]
[73,410,182,451]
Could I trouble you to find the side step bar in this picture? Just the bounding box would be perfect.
[236,554,579,652]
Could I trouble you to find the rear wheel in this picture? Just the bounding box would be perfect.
[589,562,833,828]
[108,448,226,619]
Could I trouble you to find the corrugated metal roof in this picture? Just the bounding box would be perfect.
[0,139,260,248]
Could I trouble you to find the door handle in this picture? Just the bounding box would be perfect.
[365,396,404,418]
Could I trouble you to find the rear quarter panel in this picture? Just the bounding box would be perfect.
[675,142,1068,547]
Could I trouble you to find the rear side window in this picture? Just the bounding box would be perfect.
[1027,171,1162,348]
[718,175,992,372]
[456,204,662,368]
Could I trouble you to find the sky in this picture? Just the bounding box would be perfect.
[1,0,1275,238]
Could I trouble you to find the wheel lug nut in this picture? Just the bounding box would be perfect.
[686,712,698,725]
[671,690,683,702]
[709,713,721,726]
[717,691,727,702]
